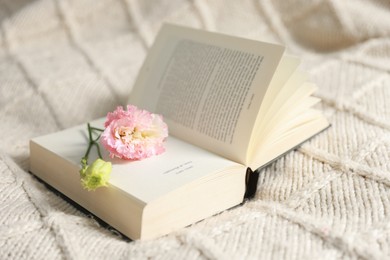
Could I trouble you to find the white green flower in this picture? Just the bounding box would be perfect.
[80,158,112,191]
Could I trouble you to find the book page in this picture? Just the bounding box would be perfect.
[246,55,300,162]
[31,118,243,203]
[129,24,284,164]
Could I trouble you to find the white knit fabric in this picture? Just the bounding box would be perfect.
[1,0,390,259]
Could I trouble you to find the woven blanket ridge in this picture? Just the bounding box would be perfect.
[1,0,390,259]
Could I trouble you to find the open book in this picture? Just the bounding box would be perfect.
[29,24,329,240]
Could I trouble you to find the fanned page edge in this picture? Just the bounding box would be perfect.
[248,98,330,168]
[244,49,330,168]
[247,55,301,159]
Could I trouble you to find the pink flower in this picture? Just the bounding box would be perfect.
[100,105,168,160]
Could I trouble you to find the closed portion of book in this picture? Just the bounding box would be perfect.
[30,119,246,239]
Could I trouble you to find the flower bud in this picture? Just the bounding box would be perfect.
[80,159,112,191]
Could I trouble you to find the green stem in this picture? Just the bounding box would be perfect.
[87,123,93,141]
[90,126,104,132]
[83,123,103,161]
[84,124,93,160]
[93,134,101,143]
[94,143,103,159]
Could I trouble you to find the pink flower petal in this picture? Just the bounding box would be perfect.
[101,105,168,160]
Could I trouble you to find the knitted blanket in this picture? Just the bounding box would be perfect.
[1,0,390,259]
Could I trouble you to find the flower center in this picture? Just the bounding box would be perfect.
[115,126,149,144]
[114,126,132,143]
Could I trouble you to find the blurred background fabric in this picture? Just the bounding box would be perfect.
[1,0,390,259]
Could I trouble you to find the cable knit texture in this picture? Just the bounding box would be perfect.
[1,0,390,259]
